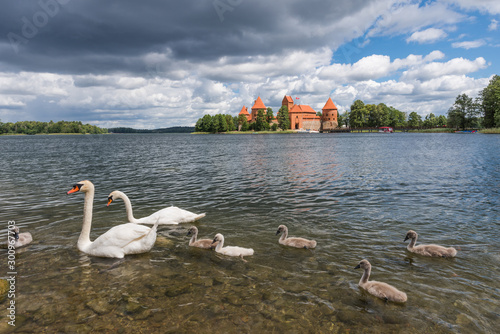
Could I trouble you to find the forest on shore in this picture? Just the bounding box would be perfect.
[0,120,107,135]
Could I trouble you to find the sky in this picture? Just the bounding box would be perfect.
[0,0,499,129]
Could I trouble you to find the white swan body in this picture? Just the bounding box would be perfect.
[404,230,457,257]
[107,190,205,225]
[212,233,254,259]
[355,259,407,303]
[13,226,33,248]
[276,224,316,249]
[68,181,158,258]
[187,226,215,249]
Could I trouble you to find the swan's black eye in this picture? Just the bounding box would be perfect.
[72,183,83,191]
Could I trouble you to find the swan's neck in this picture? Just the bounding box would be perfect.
[408,236,417,249]
[360,266,371,285]
[121,193,137,223]
[189,232,197,245]
[215,237,224,251]
[79,188,94,248]
[280,229,288,242]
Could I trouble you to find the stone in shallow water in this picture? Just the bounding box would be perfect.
[126,300,143,314]
[164,283,192,297]
[456,313,473,326]
[155,236,174,247]
[86,298,114,315]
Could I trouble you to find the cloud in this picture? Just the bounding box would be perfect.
[0,1,496,128]
[401,57,487,81]
[444,0,500,15]
[407,28,448,43]
[489,19,498,31]
[452,39,487,49]
[367,2,464,38]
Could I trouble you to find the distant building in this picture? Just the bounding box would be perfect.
[239,95,339,131]
[238,106,251,122]
[321,97,338,131]
[251,96,267,122]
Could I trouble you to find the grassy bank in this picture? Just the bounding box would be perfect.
[406,128,454,133]
[480,128,500,134]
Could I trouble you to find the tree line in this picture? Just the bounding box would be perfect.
[447,75,500,130]
[0,120,108,135]
[195,107,291,133]
[345,75,500,130]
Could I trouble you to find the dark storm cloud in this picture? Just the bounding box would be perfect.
[0,0,370,75]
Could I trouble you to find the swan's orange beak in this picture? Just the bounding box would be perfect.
[107,196,113,207]
[67,183,82,195]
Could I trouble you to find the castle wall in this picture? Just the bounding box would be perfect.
[321,121,338,131]
[302,119,321,131]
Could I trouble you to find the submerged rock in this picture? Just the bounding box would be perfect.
[155,236,174,247]
[86,298,114,315]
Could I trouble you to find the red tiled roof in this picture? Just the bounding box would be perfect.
[284,96,293,103]
[238,106,250,115]
[289,104,316,114]
[322,97,337,110]
[252,96,266,110]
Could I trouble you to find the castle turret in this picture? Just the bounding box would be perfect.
[251,96,266,122]
[321,97,338,130]
[238,106,251,122]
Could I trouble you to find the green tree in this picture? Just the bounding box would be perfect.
[225,114,235,131]
[495,110,500,127]
[340,111,350,127]
[211,114,228,133]
[386,107,406,128]
[197,114,213,132]
[447,94,478,130]
[237,114,249,131]
[479,75,500,128]
[423,113,437,128]
[436,115,447,127]
[408,112,422,128]
[277,105,290,130]
[349,100,368,128]
[271,123,278,131]
[254,109,268,131]
[266,107,274,123]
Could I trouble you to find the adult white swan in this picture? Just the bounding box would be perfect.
[67,181,158,258]
[107,190,206,225]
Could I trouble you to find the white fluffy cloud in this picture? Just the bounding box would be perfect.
[445,0,500,15]
[0,48,490,127]
[452,39,487,49]
[0,0,497,128]
[367,2,464,38]
[407,28,448,43]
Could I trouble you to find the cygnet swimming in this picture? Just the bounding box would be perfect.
[276,224,316,249]
[404,230,457,257]
[355,259,407,303]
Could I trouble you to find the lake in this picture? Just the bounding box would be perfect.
[0,133,499,333]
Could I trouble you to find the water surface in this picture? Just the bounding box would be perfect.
[1,133,499,333]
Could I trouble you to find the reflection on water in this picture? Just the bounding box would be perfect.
[0,133,499,333]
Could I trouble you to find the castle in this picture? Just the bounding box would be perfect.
[239,96,338,131]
